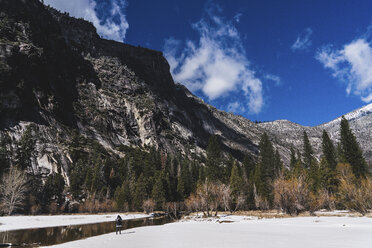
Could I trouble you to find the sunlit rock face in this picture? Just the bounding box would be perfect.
[259,103,372,164]
[0,0,261,182]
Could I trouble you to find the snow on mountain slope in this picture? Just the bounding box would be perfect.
[259,104,372,164]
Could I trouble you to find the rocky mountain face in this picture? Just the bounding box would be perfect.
[259,103,372,164]
[0,0,265,183]
[0,0,371,184]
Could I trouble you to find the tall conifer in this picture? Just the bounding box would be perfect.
[289,147,297,171]
[340,116,368,178]
[152,172,165,209]
[321,130,337,170]
[302,131,314,169]
[205,135,222,182]
[253,133,275,205]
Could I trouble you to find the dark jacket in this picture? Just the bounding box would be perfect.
[116,216,122,226]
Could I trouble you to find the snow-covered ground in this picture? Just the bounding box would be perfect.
[43,215,372,248]
[0,213,148,231]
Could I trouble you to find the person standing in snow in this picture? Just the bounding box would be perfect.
[116,215,122,234]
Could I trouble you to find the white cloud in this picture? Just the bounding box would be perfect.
[265,74,281,86]
[164,8,265,114]
[362,93,372,102]
[291,28,313,51]
[227,102,245,113]
[316,38,372,103]
[44,0,129,42]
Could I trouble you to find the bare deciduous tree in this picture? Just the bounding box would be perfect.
[142,199,155,214]
[273,175,309,215]
[196,180,224,217]
[164,202,184,219]
[338,177,372,215]
[253,184,269,210]
[220,184,245,213]
[185,193,202,216]
[0,167,27,215]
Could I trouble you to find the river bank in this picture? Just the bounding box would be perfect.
[0,213,148,232]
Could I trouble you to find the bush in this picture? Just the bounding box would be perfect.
[308,189,335,213]
[48,202,60,214]
[142,199,155,214]
[185,193,202,215]
[253,184,270,210]
[334,163,372,215]
[0,167,27,215]
[78,198,115,213]
[273,176,309,215]
[196,180,224,217]
[338,177,372,215]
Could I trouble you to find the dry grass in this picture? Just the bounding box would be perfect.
[185,209,371,219]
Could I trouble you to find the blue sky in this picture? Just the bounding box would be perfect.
[44,0,372,126]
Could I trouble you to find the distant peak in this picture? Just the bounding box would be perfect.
[321,103,372,127]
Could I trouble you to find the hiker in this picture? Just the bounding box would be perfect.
[116,215,122,235]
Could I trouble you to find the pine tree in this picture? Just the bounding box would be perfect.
[230,163,243,205]
[318,157,338,193]
[289,147,297,171]
[253,133,276,206]
[151,172,165,209]
[176,173,185,201]
[0,134,10,176]
[90,162,103,195]
[340,116,368,178]
[303,131,319,192]
[242,155,255,179]
[321,130,337,170]
[336,143,346,163]
[15,126,36,171]
[274,149,283,176]
[224,154,234,184]
[242,154,255,209]
[302,131,314,169]
[190,160,200,191]
[133,174,147,210]
[197,166,206,185]
[43,173,65,206]
[205,135,222,182]
[114,181,131,211]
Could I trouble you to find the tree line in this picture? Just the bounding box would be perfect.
[0,116,371,216]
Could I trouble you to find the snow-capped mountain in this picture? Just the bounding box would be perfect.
[259,103,372,164]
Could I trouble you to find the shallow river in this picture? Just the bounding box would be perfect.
[0,216,171,247]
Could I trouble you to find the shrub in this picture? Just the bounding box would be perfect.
[185,193,202,215]
[78,198,114,213]
[253,184,270,210]
[338,177,372,215]
[273,176,309,215]
[142,199,155,214]
[196,180,224,217]
[308,189,335,213]
[335,163,372,215]
[48,202,59,214]
[0,167,27,215]
[220,184,245,213]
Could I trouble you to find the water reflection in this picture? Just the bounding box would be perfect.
[0,216,170,247]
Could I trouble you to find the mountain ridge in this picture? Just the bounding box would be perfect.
[259,103,372,164]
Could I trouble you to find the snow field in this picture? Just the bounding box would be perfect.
[43,215,372,248]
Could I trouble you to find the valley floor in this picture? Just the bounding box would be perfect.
[43,213,372,248]
[0,213,148,232]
